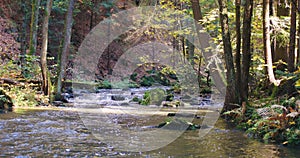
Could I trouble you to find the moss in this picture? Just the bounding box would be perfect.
[132,96,141,102]
[98,80,112,89]
[140,88,166,105]
[140,76,155,87]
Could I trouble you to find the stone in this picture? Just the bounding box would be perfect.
[120,102,130,106]
[111,95,125,101]
[157,119,201,130]
[161,100,183,108]
[140,88,166,105]
[0,89,13,112]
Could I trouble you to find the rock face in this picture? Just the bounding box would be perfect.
[0,89,13,112]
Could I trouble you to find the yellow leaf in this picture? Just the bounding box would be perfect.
[282,141,288,145]
[296,79,300,87]
[289,121,296,125]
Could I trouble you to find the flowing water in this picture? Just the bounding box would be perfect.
[0,88,299,157]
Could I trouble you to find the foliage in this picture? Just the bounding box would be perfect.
[270,17,290,48]
[21,55,41,80]
[2,85,47,107]
[140,76,156,87]
[0,60,21,78]
[0,56,49,90]
[231,96,300,145]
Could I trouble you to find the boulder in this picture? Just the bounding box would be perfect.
[140,88,166,105]
[0,89,13,112]
[111,95,125,101]
[161,100,183,108]
[157,119,200,130]
[120,102,130,106]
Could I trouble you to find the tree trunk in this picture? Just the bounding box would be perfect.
[218,0,237,111]
[20,1,29,64]
[40,0,53,96]
[298,0,300,65]
[241,0,253,101]
[263,0,280,86]
[288,0,296,72]
[235,0,241,103]
[56,0,75,100]
[190,0,203,88]
[29,0,41,55]
[191,0,203,20]
[90,0,95,30]
[186,40,195,66]
[191,0,227,101]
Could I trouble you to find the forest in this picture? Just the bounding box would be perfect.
[0,0,300,157]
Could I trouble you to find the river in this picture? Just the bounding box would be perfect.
[0,88,299,157]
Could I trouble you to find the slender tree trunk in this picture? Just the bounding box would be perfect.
[29,0,41,55]
[20,1,29,64]
[288,0,296,72]
[191,0,203,87]
[186,40,195,66]
[186,0,203,66]
[284,0,298,95]
[181,37,186,63]
[56,0,75,100]
[40,0,53,96]
[218,0,237,111]
[235,0,241,103]
[191,0,203,20]
[298,0,300,64]
[90,0,94,30]
[241,0,253,101]
[263,0,280,86]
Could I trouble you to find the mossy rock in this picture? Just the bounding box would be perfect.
[139,73,174,87]
[166,92,174,101]
[157,118,200,130]
[0,89,13,112]
[140,88,166,105]
[111,95,125,101]
[169,84,181,94]
[98,80,112,89]
[131,96,141,102]
[200,88,212,94]
[161,100,183,108]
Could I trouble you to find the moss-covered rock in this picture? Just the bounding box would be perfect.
[131,96,141,102]
[0,89,13,112]
[157,118,200,130]
[140,88,166,106]
[161,100,183,108]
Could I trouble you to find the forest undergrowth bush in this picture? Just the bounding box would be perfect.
[0,58,49,107]
[224,87,300,145]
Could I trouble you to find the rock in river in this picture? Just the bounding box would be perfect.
[111,95,125,101]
